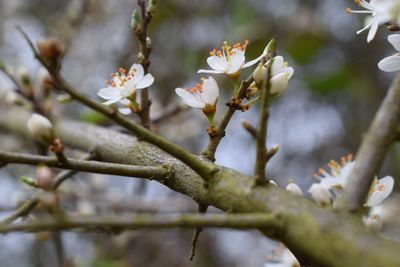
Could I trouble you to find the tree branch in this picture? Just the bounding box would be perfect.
[0,213,279,233]
[340,73,400,211]
[1,107,400,267]
[0,150,170,180]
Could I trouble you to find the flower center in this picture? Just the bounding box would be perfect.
[209,40,249,59]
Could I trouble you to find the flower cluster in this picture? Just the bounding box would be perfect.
[347,0,400,43]
[97,63,154,115]
[175,40,293,127]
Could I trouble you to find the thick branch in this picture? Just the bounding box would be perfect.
[340,73,400,210]
[0,213,279,233]
[1,107,400,267]
[0,150,170,180]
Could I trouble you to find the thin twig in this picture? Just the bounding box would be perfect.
[189,204,208,261]
[17,27,217,181]
[0,213,279,233]
[0,150,170,180]
[201,74,255,161]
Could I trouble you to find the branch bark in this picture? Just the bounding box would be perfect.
[340,73,400,211]
[1,106,400,267]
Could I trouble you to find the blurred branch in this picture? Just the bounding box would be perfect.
[201,74,254,161]
[1,107,400,267]
[0,150,170,180]
[1,154,94,225]
[0,213,279,233]
[17,27,217,181]
[340,73,400,211]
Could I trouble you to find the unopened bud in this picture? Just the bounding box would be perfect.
[363,215,383,232]
[270,72,290,95]
[38,191,59,210]
[241,119,257,138]
[269,180,278,186]
[37,37,65,64]
[56,94,73,104]
[252,63,267,85]
[38,68,54,95]
[262,38,276,56]
[146,36,152,48]
[146,0,158,15]
[17,67,31,86]
[131,9,141,32]
[36,165,54,190]
[286,181,303,196]
[27,113,55,145]
[138,52,145,61]
[308,183,333,206]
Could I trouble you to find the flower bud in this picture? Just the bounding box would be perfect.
[270,72,290,95]
[363,215,383,233]
[20,176,37,187]
[131,9,141,32]
[308,183,333,206]
[252,63,267,86]
[146,0,158,15]
[38,68,54,95]
[17,67,31,86]
[27,114,55,145]
[286,181,303,196]
[36,165,54,190]
[262,38,276,57]
[37,38,65,64]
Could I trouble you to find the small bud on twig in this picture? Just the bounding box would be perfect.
[20,176,37,187]
[241,119,257,139]
[37,38,65,68]
[146,0,158,16]
[265,144,279,162]
[36,165,54,190]
[27,113,55,145]
[131,9,141,32]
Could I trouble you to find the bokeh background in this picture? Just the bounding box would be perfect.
[0,0,399,266]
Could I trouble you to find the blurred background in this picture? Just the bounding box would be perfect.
[0,0,399,266]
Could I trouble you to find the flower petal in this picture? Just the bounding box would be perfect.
[129,63,145,83]
[202,77,219,105]
[270,56,285,76]
[388,34,400,52]
[97,87,120,100]
[119,108,132,115]
[175,88,204,109]
[270,72,289,95]
[378,54,400,72]
[197,69,225,74]
[207,56,228,71]
[226,49,245,74]
[367,19,379,43]
[103,95,123,105]
[136,73,155,89]
[366,176,394,207]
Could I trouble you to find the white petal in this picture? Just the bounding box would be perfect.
[270,72,289,95]
[103,96,122,105]
[175,88,204,109]
[270,56,285,76]
[388,34,400,51]
[366,176,394,207]
[308,183,333,206]
[202,77,219,105]
[367,20,379,43]
[226,49,245,74]
[129,63,144,83]
[198,69,225,74]
[319,177,342,189]
[136,73,155,89]
[378,54,400,72]
[207,56,228,71]
[283,67,294,79]
[243,53,265,69]
[286,183,303,196]
[118,108,132,115]
[97,87,120,100]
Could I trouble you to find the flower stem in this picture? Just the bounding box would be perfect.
[233,79,239,98]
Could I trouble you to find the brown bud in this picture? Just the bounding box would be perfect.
[50,138,64,154]
[36,165,54,190]
[207,125,217,137]
[37,37,65,63]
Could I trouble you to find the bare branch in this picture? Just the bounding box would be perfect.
[0,150,170,180]
[340,73,400,211]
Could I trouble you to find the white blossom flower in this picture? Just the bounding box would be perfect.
[198,40,267,78]
[314,154,354,191]
[286,181,303,196]
[346,0,394,42]
[308,183,333,206]
[27,113,55,145]
[264,247,300,267]
[175,77,219,122]
[97,63,154,115]
[378,34,400,72]
[366,176,394,207]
